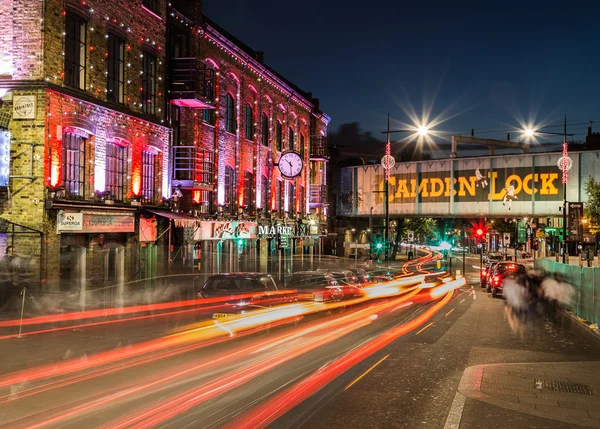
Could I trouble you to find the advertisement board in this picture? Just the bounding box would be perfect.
[58,211,134,233]
[568,202,584,242]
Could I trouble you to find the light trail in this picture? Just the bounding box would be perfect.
[223,288,456,429]
[30,291,423,429]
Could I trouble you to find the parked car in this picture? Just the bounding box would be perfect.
[317,268,360,286]
[346,267,370,284]
[489,263,527,297]
[198,273,294,318]
[480,262,494,288]
[365,268,395,283]
[485,262,500,292]
[485,252,504,263]
[287,271,361,302]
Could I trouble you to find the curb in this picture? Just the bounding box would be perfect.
[563,309,600,340]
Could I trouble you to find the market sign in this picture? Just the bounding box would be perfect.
[58,211,134,233]
[13,95,36,119]
[257,223,311,239]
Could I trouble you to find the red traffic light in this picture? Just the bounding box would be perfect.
[476,228,484,236]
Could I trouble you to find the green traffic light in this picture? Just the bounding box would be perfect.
[376,243,383,249]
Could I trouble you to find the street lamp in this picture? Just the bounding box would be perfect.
[381,115,430,262]
[521,117,574,263]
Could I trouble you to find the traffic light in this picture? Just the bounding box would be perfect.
[376,242,383,250]
[476,228,484,237]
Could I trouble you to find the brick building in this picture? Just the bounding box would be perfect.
[0,0,329,309]
[0,0,171,307]
[166,3,330,275]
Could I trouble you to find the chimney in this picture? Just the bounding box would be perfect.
[253,51,264,64]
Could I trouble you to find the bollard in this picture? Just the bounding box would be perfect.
[17,287,26,339]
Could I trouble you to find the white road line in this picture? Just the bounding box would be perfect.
[443,391,467,429]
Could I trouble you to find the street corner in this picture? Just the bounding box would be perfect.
[457,361,600,428]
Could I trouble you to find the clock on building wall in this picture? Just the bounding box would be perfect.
[277,150,304,179]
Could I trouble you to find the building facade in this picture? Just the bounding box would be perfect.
[0,0,329,308]
[0,0,171,306]
[166,6,330,276]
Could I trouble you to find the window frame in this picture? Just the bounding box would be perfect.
[244,103,254,140]
[244,170,254,209]
[276,121,282,152]
[142,150,157,203]
[62,133,86,199]
[64,12,87,90]
[261,113,269,147]
[106,33,125,104]
[141,52,157,115]
[202,108,215,125]
[288,127,294,151]
[105,141,127,202]
[225,93,236,133]
[261,175,268,210]
[224,165,235,212]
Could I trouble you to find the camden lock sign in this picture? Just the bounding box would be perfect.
[376,166,562,204]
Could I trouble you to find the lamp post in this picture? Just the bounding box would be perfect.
[381,115,429,262]
[523,117,573,263]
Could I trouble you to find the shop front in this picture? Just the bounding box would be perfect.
[56,208,137,309]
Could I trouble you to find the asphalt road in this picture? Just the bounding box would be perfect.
[0,254,597,429]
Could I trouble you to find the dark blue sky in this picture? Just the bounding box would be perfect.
[203,0,600,150]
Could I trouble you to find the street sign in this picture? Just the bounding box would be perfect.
[407,230,414,242]
[503,233,511,246]
[536,231,545,238]
[568,202,584,242]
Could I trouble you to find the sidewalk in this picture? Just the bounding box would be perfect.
[459,361,600,427]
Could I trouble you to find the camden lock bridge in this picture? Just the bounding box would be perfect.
[337,149,600,219]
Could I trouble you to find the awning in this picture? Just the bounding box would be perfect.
[144,209,198,228]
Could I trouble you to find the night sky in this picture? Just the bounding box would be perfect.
[203,1,600,153]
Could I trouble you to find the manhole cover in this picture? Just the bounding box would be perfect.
[534,379,594,395]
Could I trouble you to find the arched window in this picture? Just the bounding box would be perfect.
[244,170,255,210]
[289,183,296,214]
[261,113,269,147]
[225,93,236,133]
[261,175,268,209]
[224,165,235,212]
[244,103,254,140]
[288,127,294,150]
[276,121,282,151]
[105,141,127,201]
[300,134,305,158]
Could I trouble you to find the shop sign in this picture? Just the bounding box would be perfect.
[212,221,257,239]
[58,211,135,233]
[0,131,10,187]
[258,223,311,239]
[57,211,83,231]
[13,95,36,119]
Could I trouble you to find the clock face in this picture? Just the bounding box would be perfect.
[278,151,303,179]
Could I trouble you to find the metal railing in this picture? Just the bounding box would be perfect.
[309,184,327,207]
[170,57,215,101]
[172,146,215,184]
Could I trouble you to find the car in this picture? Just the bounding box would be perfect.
[365,268,395,283]
[485,261,500,292]
[198,273,294,318]
[317,268,361,286]
[346,267,370,284]
[489,263,527,297]
[286,271,341,302]
[485,253,504,263]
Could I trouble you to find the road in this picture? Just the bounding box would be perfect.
[0,252,598,429]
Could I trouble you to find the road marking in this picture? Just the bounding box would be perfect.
[344,353,390,390]
[444,309,454,317]
[443,391,467,429]
[415,322,434,336]
[459,299,466,304]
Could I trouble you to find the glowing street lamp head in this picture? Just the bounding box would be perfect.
[417,125,429,136]
[524,128,535,137]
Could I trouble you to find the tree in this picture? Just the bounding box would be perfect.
[585,176,600,226]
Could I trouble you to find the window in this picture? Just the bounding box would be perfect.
[224,166,235,211]
[245,104,254,140]
[300,134,305,158]
[141,52,157,115]
[276,121,282,151]
[261,113,269,147]
[194,190,213,214]
[225,93,235,133]
[202,108,215,125]
[107,34,125,103]
[289,183,296,214]
[198,150,214,184]
[62,133,86,199]
[105,142,127,201]
[64,13,86,89]
[288,128,294,151]
[244,171,254,209]
[299,185,305,214]
[142,150,157,203]
[276,180,284,213]
[142,0,158,13]
[261,175,268,209]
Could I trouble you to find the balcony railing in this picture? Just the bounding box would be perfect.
[310,136,328,160]
[170,58,215,108]
[172,146,214,188]
[309,184,327,208]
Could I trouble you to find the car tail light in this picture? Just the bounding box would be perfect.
[481,269,487,277]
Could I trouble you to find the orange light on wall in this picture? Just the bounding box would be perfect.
[132,175,141,196]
